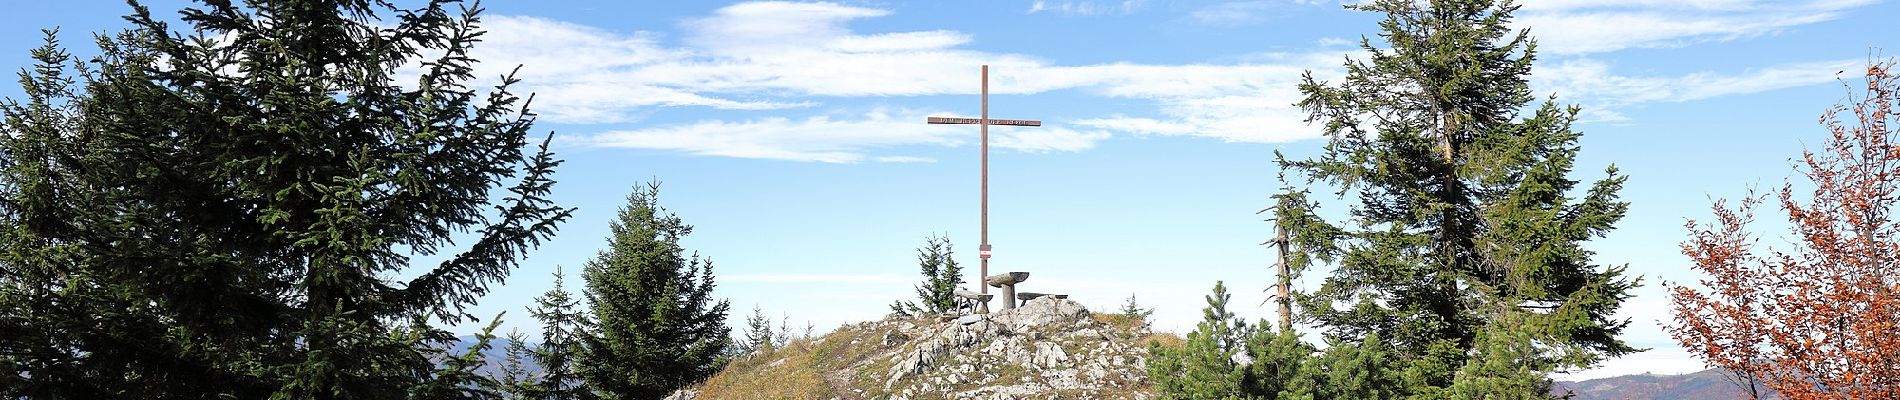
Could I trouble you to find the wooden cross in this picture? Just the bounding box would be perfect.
[926,65,1041,314]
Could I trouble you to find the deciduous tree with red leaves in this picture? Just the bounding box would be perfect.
[1669,59,1900,400]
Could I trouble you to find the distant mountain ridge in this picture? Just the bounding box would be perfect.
[1555,368,1776,400]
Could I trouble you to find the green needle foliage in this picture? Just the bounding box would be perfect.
[1148,281,1249,399]
[529,266,595,400]
[891,234,962,315]
[1150,283,1402,400]
[578,181,732,400]
[1279,0,1640,396]
[0,0,571,398]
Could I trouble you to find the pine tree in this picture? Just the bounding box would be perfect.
[578,181,732,399]
[1148,281,1249,399]
[891,234,962,315]
[0,0,570,397]
[1280,0,1640,395]
[529,266,593,400]
[1240,327,1314,398]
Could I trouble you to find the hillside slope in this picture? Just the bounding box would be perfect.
[1554,368,1778,399]
[682,297,1164,399]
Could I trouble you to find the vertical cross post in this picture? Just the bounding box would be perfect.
[925,65,1041,314]
[980,65,990,313]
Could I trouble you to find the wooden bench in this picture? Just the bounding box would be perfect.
[953,289,993,314]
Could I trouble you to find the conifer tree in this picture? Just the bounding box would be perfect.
[891,234,962,315]
[1279,0,1639,395]
[578,181,732,399]
[529,267,593,400]
[1309,333,1401,399]
[500,329,540,400]
[1240,328,1314,398]
[1120,294,1156,332]
[1148,281,1249,399]
[420,315,509,400]
[741,305,776,355]
[0,1,570,398]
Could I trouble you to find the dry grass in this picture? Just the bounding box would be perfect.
[695,320,916,399]
[695,340,832,399]
[1139,332,1184,349]
[1090,313,1147,332]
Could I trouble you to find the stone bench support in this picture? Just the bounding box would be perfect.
[986,272,1030,311]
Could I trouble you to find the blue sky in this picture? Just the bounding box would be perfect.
[5,0,1898,380]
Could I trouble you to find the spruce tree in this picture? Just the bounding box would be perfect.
[741,305,776,355]
[578,181,732,399]
[891,234,962,315]
[0,1,570,398]
[1281,0,1639,395]
[529,266,594,400]
[500,329,539,400]
[1119,294,1155,332]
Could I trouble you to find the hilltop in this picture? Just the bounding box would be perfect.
[675,297,1171,399]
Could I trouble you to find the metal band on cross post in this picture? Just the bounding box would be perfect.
[926,65,1041,314]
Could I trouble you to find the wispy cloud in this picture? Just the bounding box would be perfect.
[464,2,1348,162]
[1027,0,1148,16]
[463,1,1866,162]
[583,109,1109,163]
[1516,0,1878,55]
[1536,58,1859,121]
[1188,1,1278,25]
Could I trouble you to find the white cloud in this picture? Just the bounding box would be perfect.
[583,109,1108,163]
[461,2,1352,162]
[463,1,1863,162]
[1028,0,1148,16]
[1536,58,1859,121]
[872,156,937,163]
[1189,1,1278,25]
[1517,0,1879,55]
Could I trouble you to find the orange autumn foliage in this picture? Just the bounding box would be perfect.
[1669,59,1900,400]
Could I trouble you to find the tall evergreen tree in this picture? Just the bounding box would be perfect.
[891,234,962,315]
[1280,0,1639,396]
[0,0,570,398]
[578,181,732,400]
[529,266,594,400]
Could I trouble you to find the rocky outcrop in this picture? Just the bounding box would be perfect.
[689,296,1156,399]
[876,297,1151,399]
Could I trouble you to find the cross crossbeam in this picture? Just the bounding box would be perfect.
[926,117,1042,126]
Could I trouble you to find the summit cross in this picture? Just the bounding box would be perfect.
[926,65,1041,314]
